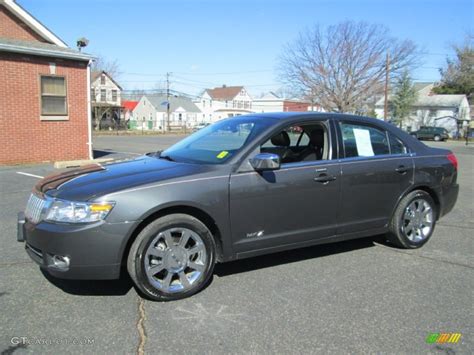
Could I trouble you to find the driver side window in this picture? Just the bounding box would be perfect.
[260,123,329,164]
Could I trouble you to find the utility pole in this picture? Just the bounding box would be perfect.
[166,72,171,132]
[383,52,390,121]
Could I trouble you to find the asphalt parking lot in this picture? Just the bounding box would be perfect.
[0,136,472,354]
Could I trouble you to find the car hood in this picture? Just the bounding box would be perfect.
[35,156,218,201]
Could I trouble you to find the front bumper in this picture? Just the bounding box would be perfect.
[18,213,137,280]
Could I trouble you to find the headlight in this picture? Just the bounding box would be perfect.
[45,200,114,223]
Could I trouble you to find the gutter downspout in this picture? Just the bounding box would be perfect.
[86,60,93,160]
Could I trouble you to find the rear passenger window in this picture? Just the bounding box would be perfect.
[389,133,408,155]
[340,122,389,158]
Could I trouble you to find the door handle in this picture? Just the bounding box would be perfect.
[395,165,408,174]
[314,174,337,183]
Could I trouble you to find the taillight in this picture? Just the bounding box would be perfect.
[447,152,458,170]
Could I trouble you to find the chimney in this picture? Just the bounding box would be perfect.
[222,84,226,88]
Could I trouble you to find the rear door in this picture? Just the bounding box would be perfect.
[419,127,430,140]
[337,121,414,234]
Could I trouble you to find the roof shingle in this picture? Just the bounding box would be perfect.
[206,86,243,101]
[146,95,201,113]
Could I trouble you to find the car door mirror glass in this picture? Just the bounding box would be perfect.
[250,153,281,171]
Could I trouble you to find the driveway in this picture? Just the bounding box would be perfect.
[0,140,472,354]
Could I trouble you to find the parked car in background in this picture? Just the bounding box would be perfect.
[193,122,210,132]
[18,113,459,301]
[410,126,449,141]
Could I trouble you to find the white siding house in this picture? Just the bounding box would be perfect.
[90,71,123,129]
[91,71,122,106]
[195,85,253,123]
[375,83,470,136]
[133,95,201,131]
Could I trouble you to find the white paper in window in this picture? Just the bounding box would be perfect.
[353,128,374,156]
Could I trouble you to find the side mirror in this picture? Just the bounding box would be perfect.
[249,153,280,171]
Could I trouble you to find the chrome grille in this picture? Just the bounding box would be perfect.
[25,193,46,224]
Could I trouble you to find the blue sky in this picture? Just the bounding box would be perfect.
[20,0,473,96]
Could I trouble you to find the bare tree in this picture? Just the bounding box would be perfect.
[418,109,437,126]
[91,55,122,79]
[274,87,298,99]
[278,21,418,113]
[122,88,146,101]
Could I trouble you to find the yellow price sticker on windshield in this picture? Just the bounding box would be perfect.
[217,151,229,159]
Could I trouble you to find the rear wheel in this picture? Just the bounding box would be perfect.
[411,133,418,140]
[434,134,441,141]
[387,190,436,249]
[127,214,216,301]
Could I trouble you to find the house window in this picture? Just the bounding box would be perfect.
[100,89,106,101]
[100,74,105,85]
[112,89,117,102]
[90,88,95,101]
[202,100,206,108]
[40,75,67,115]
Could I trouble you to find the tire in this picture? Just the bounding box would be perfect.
[127,213,216,301]
[387,190,437,249]
[411,134,418,140]
[434,134,441,142]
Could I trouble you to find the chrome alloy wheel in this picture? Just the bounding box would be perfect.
[401,199,434,242]
[144,228,207,293]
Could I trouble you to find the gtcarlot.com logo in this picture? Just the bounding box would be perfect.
[426,333,462,344]
[11,336,94,346]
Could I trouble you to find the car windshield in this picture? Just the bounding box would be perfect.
[161,116,273,164]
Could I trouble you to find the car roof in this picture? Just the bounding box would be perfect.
[243,111,390,126]
[238,111,427,149]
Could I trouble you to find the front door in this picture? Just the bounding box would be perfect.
[229,121,340,255]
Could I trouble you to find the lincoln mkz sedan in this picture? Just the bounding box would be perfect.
[17,113,459,301]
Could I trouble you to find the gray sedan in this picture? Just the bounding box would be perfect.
[18,113,459,301]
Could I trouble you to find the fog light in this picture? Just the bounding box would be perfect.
[51,255,70,271]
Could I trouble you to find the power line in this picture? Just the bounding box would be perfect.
[119,69,274,77]
[174,69,274,76]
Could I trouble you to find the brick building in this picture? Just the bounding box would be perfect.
[0,0,92,164]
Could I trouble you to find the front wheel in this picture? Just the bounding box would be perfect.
[434,134,441,142]
[127,214,216,301]
[387,190,437,249]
